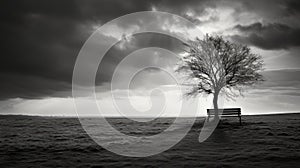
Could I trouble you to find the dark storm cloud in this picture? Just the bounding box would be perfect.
[0,0,156,100]
[1,0,300,100]
[285,0,300,15]
[96,33,184,86]
[0,72,71,100]
[231,22,300,50]
[0,0,190,100]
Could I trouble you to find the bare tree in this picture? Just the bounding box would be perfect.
[176,35,264,120]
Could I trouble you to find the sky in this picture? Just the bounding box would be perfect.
[1,0,300,116]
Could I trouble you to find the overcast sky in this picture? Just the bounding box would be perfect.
[1,0,300,116]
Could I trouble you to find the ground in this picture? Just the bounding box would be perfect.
[1,114,300,167]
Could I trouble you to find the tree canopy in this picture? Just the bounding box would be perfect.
[176,35,264,103]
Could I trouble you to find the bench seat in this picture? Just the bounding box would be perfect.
[207,108,242,125]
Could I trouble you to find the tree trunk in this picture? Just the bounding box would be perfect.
[213,90,220,120]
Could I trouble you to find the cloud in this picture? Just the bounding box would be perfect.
[285,0,300,15]
[221,68,300,114]
[0,1,183,99]
[1,0,300,101]
[246,68,300,97]
[95,33,184,87]
[0,72,71,100]
[230,22,300,49]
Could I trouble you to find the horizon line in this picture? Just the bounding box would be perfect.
[1,111,300,118]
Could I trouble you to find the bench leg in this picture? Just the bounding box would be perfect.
[239,116,242,126]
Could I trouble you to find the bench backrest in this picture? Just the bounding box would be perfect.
[207,108,241,116]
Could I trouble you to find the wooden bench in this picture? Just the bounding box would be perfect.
[207,108,242,125]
